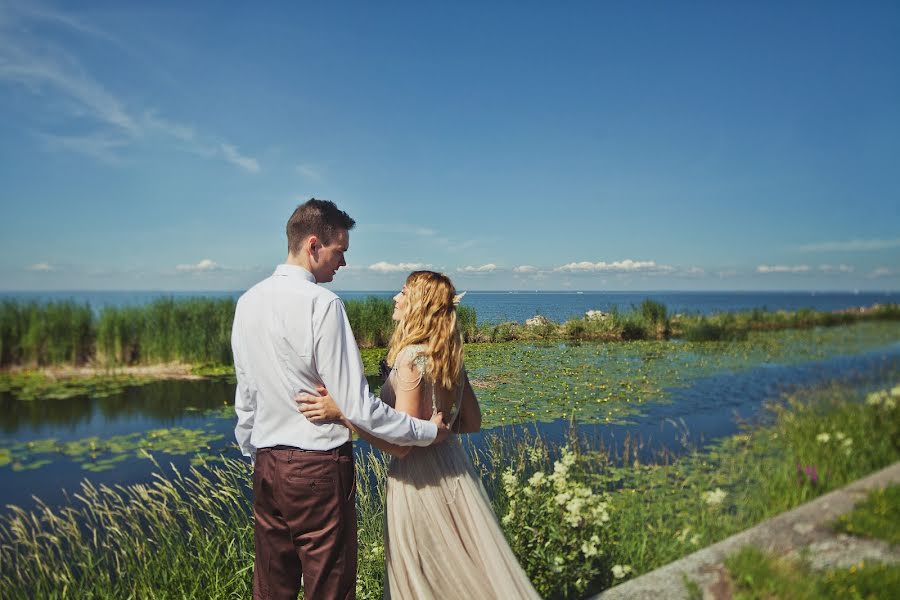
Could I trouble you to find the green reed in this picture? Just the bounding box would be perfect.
[0,300,94,367]
[96,297,236,365]
[343,296,395,348]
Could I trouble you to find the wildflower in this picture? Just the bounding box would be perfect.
[690,534,702,545]
[611,564,632,579]
[866,391,887,406]
[555,491,571,506]
[834,431,845,441]
[677,526,692,543]
[552,555,566,573]
[702,488,727,506]
[527,447,544,464]
[527,471,546,488]
[581,540,598,558]
[885,398,897,409]
[891,385,900,398]
[501,468,518,495]
[816,432,831,443]
[842,437,853,447]
[501,512,514,526]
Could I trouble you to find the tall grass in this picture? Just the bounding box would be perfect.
[1,381,898,597]
[96,298,236,366]
[343,296,394,348]
[0,300,94,367]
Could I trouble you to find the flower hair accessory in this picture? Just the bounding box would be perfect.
[453,291,466,306]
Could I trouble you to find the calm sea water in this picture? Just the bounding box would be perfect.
[2,290,897,324]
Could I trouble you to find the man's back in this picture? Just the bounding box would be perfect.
[232,264,350,455]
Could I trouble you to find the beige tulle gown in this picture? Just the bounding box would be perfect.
[380,346,541,599]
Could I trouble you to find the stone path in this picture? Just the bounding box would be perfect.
[591,461,900,600]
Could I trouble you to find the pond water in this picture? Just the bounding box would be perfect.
[1,323,898,510]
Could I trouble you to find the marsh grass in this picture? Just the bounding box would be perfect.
[724,546,900,599]
[833,483,900,545]
[1,380,898,598]
[0,454,255,599]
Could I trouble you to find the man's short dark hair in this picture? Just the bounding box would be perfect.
[286,198,356,255]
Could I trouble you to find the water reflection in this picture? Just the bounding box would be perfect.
[0,379,234,436]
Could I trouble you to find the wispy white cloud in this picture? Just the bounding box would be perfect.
[554,260,673,273]
[756,264,810,273]
[0,5,259,172]
[513,265,538,273]
[457,264,497,273]
[26,262,55,272]
[368,261,429,273]
[364,224,438,237]
[797,238,900,252]
[295,163,323,181]
[176,259,220,272]
[818,264,854,273]
[220,143,260,173]
[717,270,739,278]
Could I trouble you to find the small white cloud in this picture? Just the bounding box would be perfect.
[756,265,810,274]
[368,261,429,273]
[219,143,260,173]
[798,238,900,252]
[554,260,672,273]
[295,163,323,181]
[26,262,55,272]
[869,267,898,279]
[176,259,220,272]
[717,270,739,279]
[457,264,497,273]
[513,265,538,273]
[818,264,854,273]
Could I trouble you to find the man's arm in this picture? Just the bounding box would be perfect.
[314,298,438,446]
[232,302,257,463]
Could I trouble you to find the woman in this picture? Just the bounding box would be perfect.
[298,271,540,599]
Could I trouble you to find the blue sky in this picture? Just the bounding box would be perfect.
[1,1,898,292]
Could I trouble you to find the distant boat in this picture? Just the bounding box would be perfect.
[576,291,584,294]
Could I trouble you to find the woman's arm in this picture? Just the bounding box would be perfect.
[454,369,481,434]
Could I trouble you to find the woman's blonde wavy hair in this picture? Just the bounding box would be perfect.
[387,271,464,390]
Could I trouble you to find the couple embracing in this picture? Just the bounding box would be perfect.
[232,199,540,599]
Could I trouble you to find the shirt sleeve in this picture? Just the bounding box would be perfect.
[232,301,258,463]
[314,298,437,446]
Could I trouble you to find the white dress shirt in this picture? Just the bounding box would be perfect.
[232,264,437,460]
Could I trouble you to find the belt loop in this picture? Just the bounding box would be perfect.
[332,447,339,462]
[288,450,294,464]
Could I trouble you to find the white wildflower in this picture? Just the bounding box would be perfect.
[555,491,571,506]
[816,432,831,443]
[834,431,845,441]
[702,488,727,506]
[553,555,566,572]
[866,391,886,406]
[501,468,518,495]
[690,534,702,546]
[890,385,900,398]
[885,398,897,410]
[581,541,598,558]
[677,526,692,543]
[528,471,546,488]
[611,564,632,579]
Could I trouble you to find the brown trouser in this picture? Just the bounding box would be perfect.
[252,443,357,600]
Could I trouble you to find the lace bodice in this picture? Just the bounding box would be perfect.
[381,345,463,428]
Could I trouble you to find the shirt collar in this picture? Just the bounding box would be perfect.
[274,263,317,283]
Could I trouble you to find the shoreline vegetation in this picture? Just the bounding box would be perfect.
[1,297,898,401]
[1,296,897,367]
[1,379,896,598]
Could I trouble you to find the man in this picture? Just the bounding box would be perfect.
[232,198,449,600]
